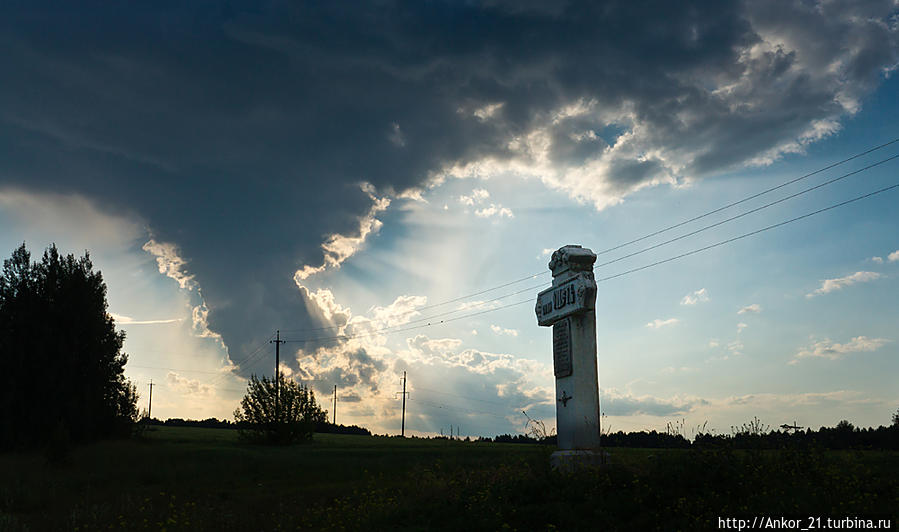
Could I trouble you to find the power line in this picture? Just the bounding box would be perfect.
[592,137,899,257]
[281,178,899,346]
[207,334,275,388]
[280,139,898,335]
[281,294,526,344]
[278,274,545,335]
[127,335,276,384]
[595,181,899,283]
[592,153,899,270]
[282,298,534,346]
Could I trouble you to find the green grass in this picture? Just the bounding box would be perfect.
[1,427,896,530]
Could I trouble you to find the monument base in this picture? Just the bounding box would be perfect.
[550,450,610,472]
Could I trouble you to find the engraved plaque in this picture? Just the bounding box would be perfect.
[553,318,572,378]
[535,274,595,326]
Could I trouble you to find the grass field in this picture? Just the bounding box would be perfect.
[2,426,897,530]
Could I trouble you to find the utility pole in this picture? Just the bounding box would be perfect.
[270,330,285,423]
[332,384,337,425]
[147,380,154,420]
[395,371,408,437]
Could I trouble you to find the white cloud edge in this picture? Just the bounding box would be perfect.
[806,271,881,298]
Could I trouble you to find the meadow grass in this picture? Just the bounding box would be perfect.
[1,426,896,530]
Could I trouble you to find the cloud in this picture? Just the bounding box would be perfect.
[472,102,504,122]
[369,295,429,328]
[646,318,679,329]
[142,239,195,290]
[166,371,214,397]
[475,204,514,218]
[490,325,519,337]
[110,312,182,326]
[680,288,709,305]
[388,122,406,147]
[660,366,696,375]
[190,302,225,346]
[294,342,389,395]
[458,188,490,205]
[601,388,707,417]
[738,303,762,314]
[722,390,879,408]
[0,188,142,249]
[443,2,899,210]
[736,323,748,334]
[871,256,883,264]
[792,336,890,364]
[807,271,882,297]
[889,250,899,262]
[340,391,363,403]
[294,184,391,281]
[282,284,555,435]
[1,1,896,381]
[457,188,513,218]
[456,299,503,312]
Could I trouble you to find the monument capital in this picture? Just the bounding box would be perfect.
[548,245,597,279]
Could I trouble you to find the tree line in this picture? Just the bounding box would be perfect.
[139,416,371,436]
[483,417,899,450]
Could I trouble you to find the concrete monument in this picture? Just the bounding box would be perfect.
[535,244,603,469]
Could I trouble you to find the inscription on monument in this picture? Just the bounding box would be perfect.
[535,274,594,326]
[553,318,572,378]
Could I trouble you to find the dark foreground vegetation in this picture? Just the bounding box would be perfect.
[141,416,372,436]
[2,426,896,531]
[144,412,899,451]
[1,244,138,450]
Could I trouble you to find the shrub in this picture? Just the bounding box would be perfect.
[233,374,326,444]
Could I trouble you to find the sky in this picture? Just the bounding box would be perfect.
[1,0,897,438]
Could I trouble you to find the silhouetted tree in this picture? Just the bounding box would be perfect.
[233,373,326,444]
[0,243,138,449]
[893,407,899,427]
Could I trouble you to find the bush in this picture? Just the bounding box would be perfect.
[233,374,326,444]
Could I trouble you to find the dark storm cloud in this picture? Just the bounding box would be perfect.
[1,1,896,375]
